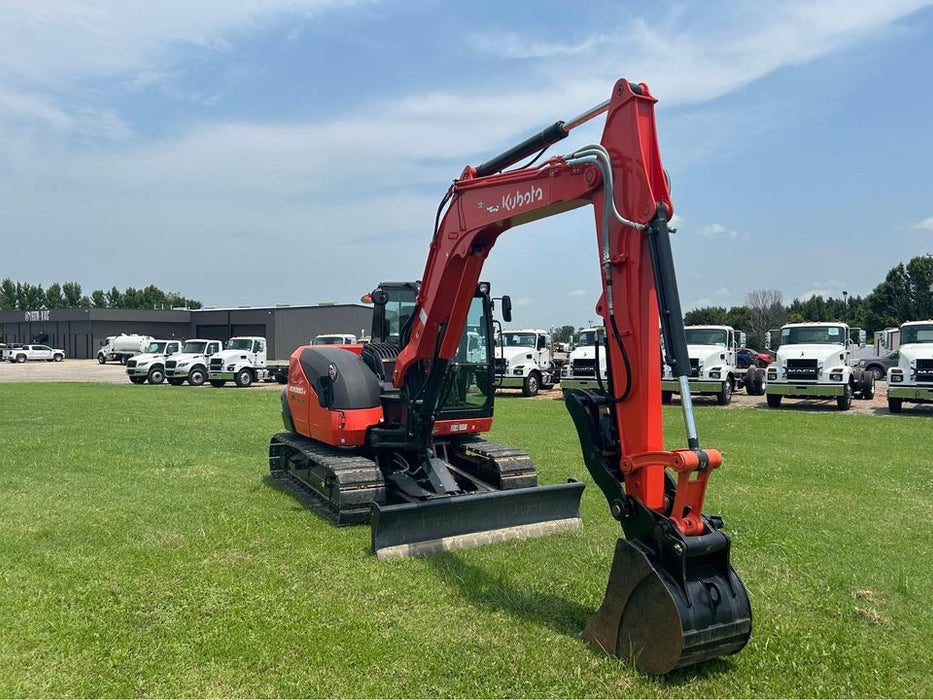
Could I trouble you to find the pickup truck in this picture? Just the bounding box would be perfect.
[7,344,65,363]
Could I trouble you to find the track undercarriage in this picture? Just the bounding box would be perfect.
[269,432,584,557]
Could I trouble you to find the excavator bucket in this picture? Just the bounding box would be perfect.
[582,536,752,675]
[371,481,585,559]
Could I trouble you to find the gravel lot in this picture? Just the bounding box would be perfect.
[3,360,931,414]
[0,359,281,389]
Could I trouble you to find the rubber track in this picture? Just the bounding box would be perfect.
[269,432,385,525]
[452,436,539,490]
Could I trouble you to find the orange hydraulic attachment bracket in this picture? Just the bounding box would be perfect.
[621,448,723,535]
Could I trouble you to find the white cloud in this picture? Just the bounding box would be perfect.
[699,223,748,240]
[0,1,366,85]
[908,216,933,231]
[797,289,834,301]
[567,290,587,297]
[468,1,932,106]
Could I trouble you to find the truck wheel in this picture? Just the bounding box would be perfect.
[119,356,128,365]
[751,369,765,396]
[661,390,673,404]
[147,367,165,385]
[522,372,540,397]
[98,354,107,365]
[859,372,875,400]
[235,369,254,388]
[868,365,884,381]
[888,397,903,413]
[168,378,185,386]
[766,393,782,408]
[16,354,26,363]
[129,376,146,384]
[836,384,852,410]
[53,354,63,362]
[209,379,226,388]
[276,373,287,385]
[188,367,206,386]
[716,379,733,406]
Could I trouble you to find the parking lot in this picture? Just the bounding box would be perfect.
[5,360,930,415]
[0,359,281,389]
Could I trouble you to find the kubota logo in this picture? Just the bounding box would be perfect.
[502,185,544,212]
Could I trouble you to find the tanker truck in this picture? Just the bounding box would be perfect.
[98,334,154,364]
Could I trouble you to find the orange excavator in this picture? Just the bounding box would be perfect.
[269,77,751,674]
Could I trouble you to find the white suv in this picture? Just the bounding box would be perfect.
[8,344,65,363]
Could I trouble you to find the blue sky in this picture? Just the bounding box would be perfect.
[1,0,932,328]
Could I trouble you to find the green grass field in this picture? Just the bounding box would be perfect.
[1,383,931,697]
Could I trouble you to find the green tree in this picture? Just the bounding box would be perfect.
[0,279,16,310]
[684,306,727,326]
[863,255,933,331]
[90,290,107,308]
[106,286,123,308]
[62,282,83,307]
[45,283,65,308]
[552,325,576,343]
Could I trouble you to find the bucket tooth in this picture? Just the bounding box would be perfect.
[372,481,584,559]
[583,538,752,675]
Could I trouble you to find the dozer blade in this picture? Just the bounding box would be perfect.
[371,481,584,560]
[583,537,752,675]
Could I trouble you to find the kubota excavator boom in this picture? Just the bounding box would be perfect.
[388,78,751,674]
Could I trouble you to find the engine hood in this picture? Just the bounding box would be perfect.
[495,346,536,362]
[688,344,730,366]
[775,344,847,366]
[570,346,596,360]
[169,352,205,363]
[899,343,933,366]
[131,352,165,363]
[214,349,254,362]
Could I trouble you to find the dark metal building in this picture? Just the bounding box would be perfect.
[0,303,372,360]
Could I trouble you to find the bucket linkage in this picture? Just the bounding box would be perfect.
[566,388,752,675]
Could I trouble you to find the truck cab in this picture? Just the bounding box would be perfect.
[494,328,555,396]
[312,333,359,346]
[165,339,223,386]
[126,339,183,384]
[660,325,760,405]
[561,328,608,393]
[209,336,268,387]
[886,320,933,413]
[765,322,874,410]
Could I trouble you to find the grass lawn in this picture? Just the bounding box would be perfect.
[1,383,931,697]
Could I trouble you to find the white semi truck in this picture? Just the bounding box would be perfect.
[764,322,874,410]
[493,328,557,396]
[164,339,224,386]
[125,339,183,384]
[208,336,290,387]
[98,334,153,364]
[560,328,608,392]
[659,325,764,406]
[886,320,933,413]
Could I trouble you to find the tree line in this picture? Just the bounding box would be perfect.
[0,279,202,311]
[684,255,933,350]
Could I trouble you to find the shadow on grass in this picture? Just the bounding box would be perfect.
[425,552,591,637]
[424,552,741,686]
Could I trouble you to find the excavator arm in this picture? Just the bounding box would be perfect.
[392,78,751,674]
